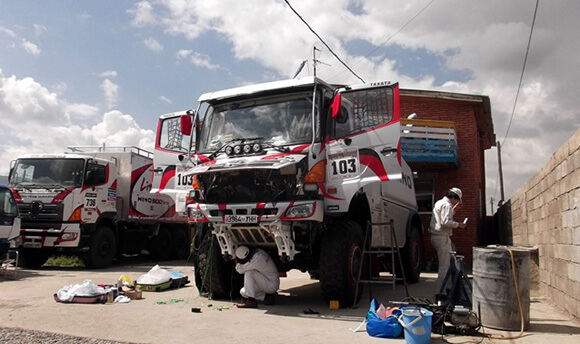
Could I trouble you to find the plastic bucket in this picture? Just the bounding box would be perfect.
[399,307,432,344]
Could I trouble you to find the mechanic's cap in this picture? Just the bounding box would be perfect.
[449,187,462,201]
[235,245,250,260]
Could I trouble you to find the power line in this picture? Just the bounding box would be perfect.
[502,0,540,147]
[326,0,437,82]
[283,0,365,83]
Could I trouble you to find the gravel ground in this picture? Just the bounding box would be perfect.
[0,327,147,344]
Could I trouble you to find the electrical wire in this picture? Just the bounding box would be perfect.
[327,0,437,82]
[501,0,540,147]
[282,0,365,83]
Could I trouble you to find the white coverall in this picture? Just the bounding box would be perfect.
[429,196,460,292]
[235,248,280,301]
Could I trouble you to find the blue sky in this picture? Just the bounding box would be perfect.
[1,0,579,213]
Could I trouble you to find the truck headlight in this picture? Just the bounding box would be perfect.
[188,207,205,220]
[285,203,314,218]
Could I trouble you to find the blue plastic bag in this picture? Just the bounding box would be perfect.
[366,298,404,338]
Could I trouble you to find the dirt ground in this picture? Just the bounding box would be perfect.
[0,258,579,344]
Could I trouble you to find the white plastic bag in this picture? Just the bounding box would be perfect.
[136,265,172,285]
[56,279,105,302]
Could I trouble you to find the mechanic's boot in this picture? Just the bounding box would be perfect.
[263,293,277,305]
[236,297,258,308]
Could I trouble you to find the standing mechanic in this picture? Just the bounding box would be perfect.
[429,187,467,292]
[234,245,280,308]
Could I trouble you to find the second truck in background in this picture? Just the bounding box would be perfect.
[9,146,191,268]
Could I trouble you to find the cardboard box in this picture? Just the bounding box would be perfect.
[124,289,143,300]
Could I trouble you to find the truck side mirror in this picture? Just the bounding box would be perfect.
[180,115,193,136]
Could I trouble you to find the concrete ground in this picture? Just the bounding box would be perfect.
[0,258,579,344]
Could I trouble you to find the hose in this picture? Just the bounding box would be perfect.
[484,246,525,340]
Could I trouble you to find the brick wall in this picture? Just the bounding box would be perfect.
[400,96,487,264]
[511,129,580,319]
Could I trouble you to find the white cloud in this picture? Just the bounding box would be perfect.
[98,70,118,78]
[21,39,40,55]
[0,26,16,37]
[33,24,47,36]
[176,50,220,70]
[0,72,154,175]
[129,1,158,28]
[159,95,172,104]
[144,37,163,52]
[101,79,119,109]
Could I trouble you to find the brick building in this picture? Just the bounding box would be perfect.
[399,89,495,266]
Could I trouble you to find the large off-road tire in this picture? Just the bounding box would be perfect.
[147,226,173,261]
[196,233,242,299]
[171,227,191,260]
[398,225,422,284]
[82,226,117,269]
[319,220,364,306]
[18,248,50,268]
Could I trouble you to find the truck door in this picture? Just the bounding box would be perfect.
[327,82,403,187]
[152,111,196,214]
[0,187,20,253]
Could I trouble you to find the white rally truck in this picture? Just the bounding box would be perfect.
[9,146,191,268]
[156,77,423,304]
[0,185,20,257]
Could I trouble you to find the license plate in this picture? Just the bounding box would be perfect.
[224,215,258,223]
[23,242,42,248]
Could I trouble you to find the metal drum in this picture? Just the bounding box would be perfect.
[472,246,531,331]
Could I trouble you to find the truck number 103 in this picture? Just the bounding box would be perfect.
[176,173,193,187]
[331,158,357,176]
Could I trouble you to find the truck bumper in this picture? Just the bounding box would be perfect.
[20,223,82,249]
[193,200,324,261]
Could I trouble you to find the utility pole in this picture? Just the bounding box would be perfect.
[497,141,505,202]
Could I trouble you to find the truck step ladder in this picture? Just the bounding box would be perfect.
[1,249,19,279]
[352,220,409,308]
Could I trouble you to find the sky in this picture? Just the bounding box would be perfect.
[0,0,578,214]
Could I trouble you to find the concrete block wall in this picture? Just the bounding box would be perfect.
[511,129,580,319]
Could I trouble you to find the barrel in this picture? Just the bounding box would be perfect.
[472,246,531,331]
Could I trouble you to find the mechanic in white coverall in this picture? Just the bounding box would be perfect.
[429,187,467,293]
[234,245,280,308]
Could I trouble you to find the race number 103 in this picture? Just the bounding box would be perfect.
[327,148,359,181]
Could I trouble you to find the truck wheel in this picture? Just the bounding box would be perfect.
[319,220,364,305]
[398,225,422,284]
[196,233,242,299]
[19,249,50,268]
[147,227,173,261]
[171,228,191,260]
[82,226,117,269]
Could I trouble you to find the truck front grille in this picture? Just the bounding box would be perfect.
[18,203,64,225]
[231,227,276,245]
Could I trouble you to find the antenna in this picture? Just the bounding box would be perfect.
[312,45,330,77]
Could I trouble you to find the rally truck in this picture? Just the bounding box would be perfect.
[0,185,20,257]
[8,146,191,268]
[156,77,423,304]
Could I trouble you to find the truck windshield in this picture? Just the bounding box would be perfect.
[198,92,316,152]
[10,158,85,188]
